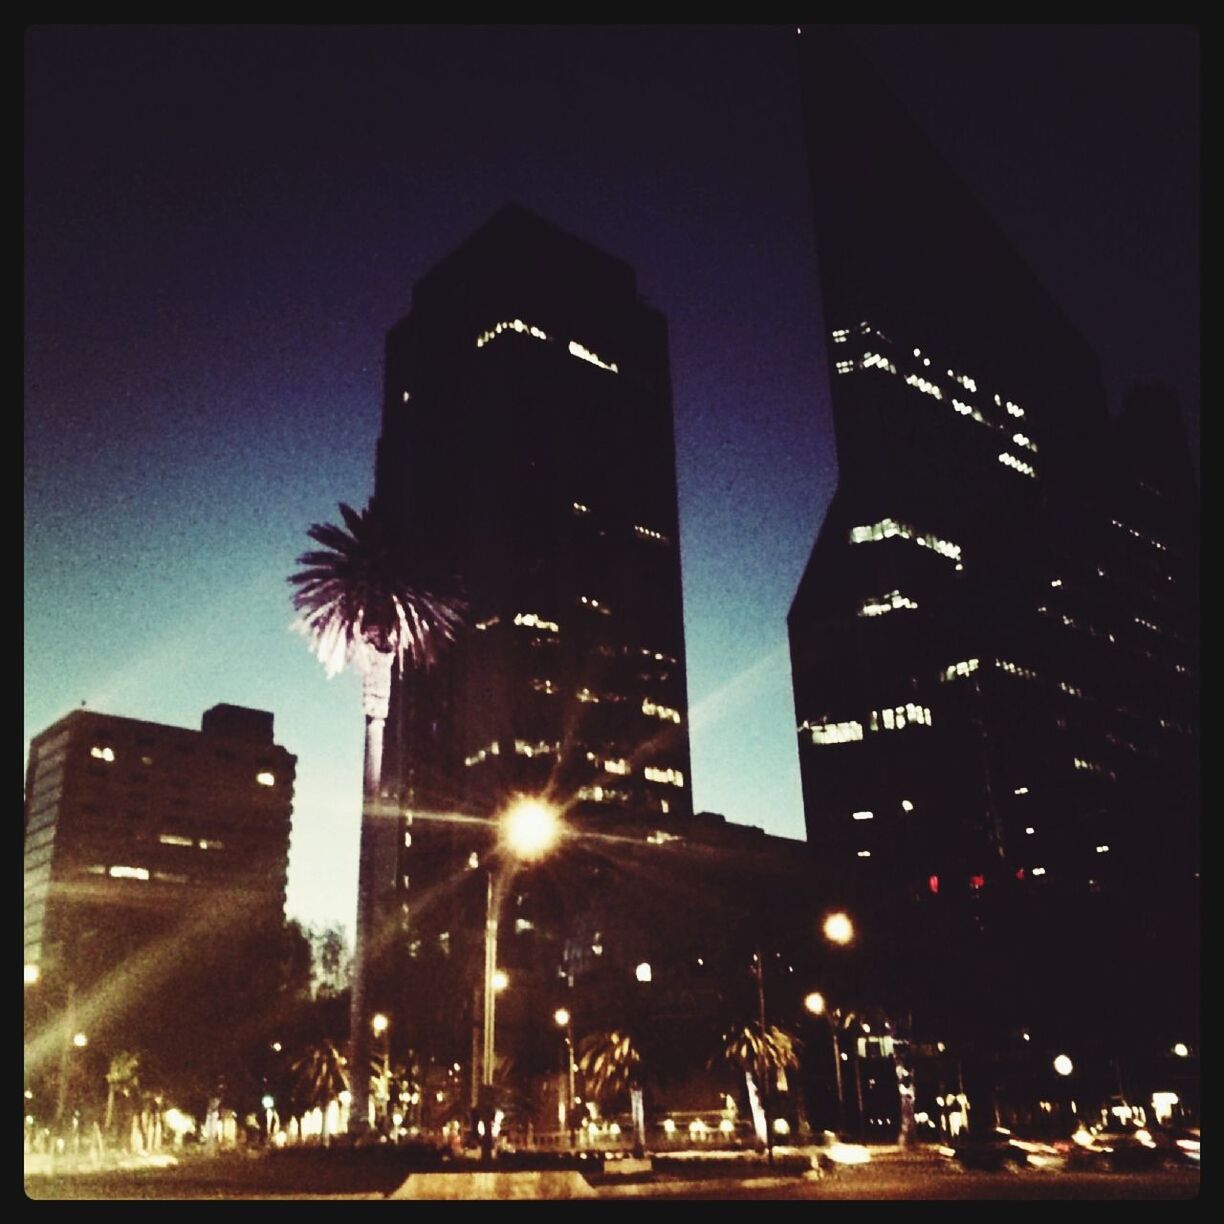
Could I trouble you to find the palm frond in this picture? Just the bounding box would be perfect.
[288,500,465,677]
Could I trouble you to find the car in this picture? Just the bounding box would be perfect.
[938,1127,1064,1172]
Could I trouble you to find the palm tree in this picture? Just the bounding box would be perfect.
[104,1051,141,1143]
[719,1023,801,1150]
[578,1029,648,1156]
[289,499,463,1134]
[290,1039,351,1145]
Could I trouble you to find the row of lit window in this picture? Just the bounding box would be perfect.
[940,658,980,681]
[1074,756,1117,782]
[513,612,559,633]
[633,524,670,544]
[1012,432,1037,453]
[1112,518,1168,553]
[862,351,897,374]
[464,741,501,767]
[577,784,630,804]
[871,703,932,732]
[848,517,962,562]
[831,328,850,343]
[586,751,630,776]
[644,765,685,787]
[474,319,619,374]
[515,739,558,759]
[905,372,943,401]
[952,397,988,425]
[88,744,275,786]
[998,451,1037,478]
[157,833,224,850]
[859,590,919,618]
[84,864,189,884]
[642,697,682,724]
[475,318,550,347]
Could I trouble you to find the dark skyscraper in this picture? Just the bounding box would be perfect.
[367,207,695,1069]
[789,29,1198,1070]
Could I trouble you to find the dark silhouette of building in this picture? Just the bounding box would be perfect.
[365,206,697,1106]
[789,28,1198,1106]
[23,704,296,1108]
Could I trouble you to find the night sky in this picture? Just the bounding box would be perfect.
[25,25,1199,935]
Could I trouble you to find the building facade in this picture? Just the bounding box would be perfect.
[24,704,296,1093]
[789,28,1198,1075]
[364,206,696,1092]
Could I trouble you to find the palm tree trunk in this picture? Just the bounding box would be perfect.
[350,649,393,1137]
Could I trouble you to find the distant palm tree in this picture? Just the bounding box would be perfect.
[290,500,463,1134]
[290,1039,351,1145]
[104,1051,141,1140]
[719,1023,801,1149]
[578,1029,648,1156]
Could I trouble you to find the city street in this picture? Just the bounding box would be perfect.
[25,1149,1200,1201]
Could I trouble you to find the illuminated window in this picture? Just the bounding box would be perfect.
[530,678,558,695]
[464,741,500,767]
[153,871,189,884]
[997,451,1037,478]
[475,318,550,348]
[1014,786,1029,796]
[1025,827,1035,835]
[801,719,863,745]
[90,746,115,763]
[1005,400,1025,419]
[901,799,914,812]
[856,850,872,858]
[1012,432,1037,453]
[577,688,599,704]
[859,590,918,617]
[514,612,559,633]
[475,614,501,632]
[951,398,988,424]
[848,518,962,562]
[941,658,980,681]
[831,328,850,343]
[861,352,897,374]
[586,751,629,776]
[256,771,275,787]
[514,739,557,759]
[158,834,194,847]
[644,766,685,787]
[568,339,618,373]
[578,595,611,615]
[402,390,411,402]
[647,829,681,845]
[1031,867,1047,877]
[904,373,943,400]
[1095,845,1110,854]
[870,703,932,733]
[572,502,590,515]
[198,839,224,851]
[835,359,855,374]
[852,811,873,821]
[633,524,669,544]
[642,697,682,724]
[108,865,150,881]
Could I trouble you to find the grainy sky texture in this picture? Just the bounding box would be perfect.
[25,25,1199,934]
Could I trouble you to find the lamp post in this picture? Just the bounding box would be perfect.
[372,1013,389,1133]
[554,1007,575,1148]
[479,797,559,1163]
[805,991,848,1138]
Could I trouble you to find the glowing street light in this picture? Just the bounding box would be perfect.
[480,796,561,1162]
[1172,1042,1190,1058]
[1053,1054,1074,1077]
[371,1013,389,1036]
[804,991,826,1016]
[554,1007,576,1147]
[823,912,855,946]
[72,1032,88,1049]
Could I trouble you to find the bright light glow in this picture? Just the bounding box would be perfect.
[998,451,1037,478]
[502,798,559,860]
[905,372,943,400]
[1095,845,1110,854]
[823,912,854,946]
[1053,1054,1073,1077]
[859,589,919,617]
[261,1094,275,1110]
[826,1142,871,1165]
[941,658,980,681]
[476,318,551,348]
[901,800,914,812]
[642,697,682,724]
[662,1118,676,1134]
[554,1008,570,1027]
[372,1013,389,1035]
[1031,867,1046,876]
[1025,827,1035,835]
[272,1042,282,1052]
[1014,786,1029,796]
[633,524,669,544]
[73,1032,88,1048]
[1172,1043,1189,1058]
[256,771,275,786]
[513,612,559,633]
[804,991,826,1016]
[492,970,509,993]
[856,850,871,858]
[773,1118,790,1135]
[852,810,873,821]
[24,964,40,984]
[719,1119,734,1134]
[849,517,961,562]
[198,838,224,850]
[109,865,150,880]
[635,962,653,983]
[90,745,115,762]
[158,833,194,846]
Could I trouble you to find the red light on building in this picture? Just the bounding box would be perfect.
[1015,867,1025,880]
[928,875,939,894]
[969,874,985,890]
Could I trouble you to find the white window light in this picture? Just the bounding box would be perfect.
[1031,867,1047,876]
[568,339,618,373]
[256,771,275,787]
[514,612,559,633]
[1014,786,1029,796]
[108,865,150,881]
[901,800,914,812]
[90,746,115,763]
[856,850,872,858]
[852,811,874,821]
[158,834,194,847]
[1025,827,1035,835]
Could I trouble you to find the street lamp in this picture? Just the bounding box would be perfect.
[822,912,855,946]
[805,991,848,1138]
[372,1013,390,1132]
[554,1007,576,1148]
[480,796,560,1162]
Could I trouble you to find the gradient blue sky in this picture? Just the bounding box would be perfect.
[25,25,1198,935]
